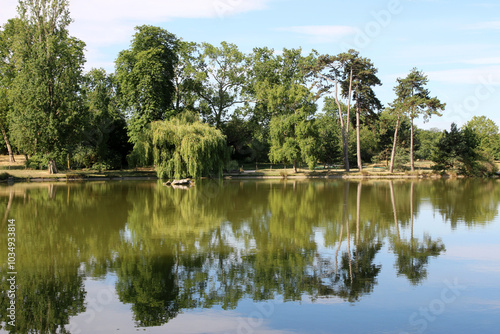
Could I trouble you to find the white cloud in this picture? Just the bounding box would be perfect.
[68,0,273,46]
[1,0,275,71]
[70,0,272,22]
[464,20,500,30]
[426,65,500,85]
[462,57,500,65]
[277,25,358,43]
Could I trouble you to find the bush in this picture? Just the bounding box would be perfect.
[393,147,410,172]
[91,162,111,172]
[225,160,239,172]
[0,172,11,180]
[25,154,50,170]
[72,145,96,169]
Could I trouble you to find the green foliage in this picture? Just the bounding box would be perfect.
[462,116,500,159]
[72,145,96,169]
[415,128,441,160]
[315,111,342,166]
[392,146,410,171]
[269,113,318,171]
[25,153,50,170]
[249,48,318,171]
[91,161,111,171]
[225,159,239,171]
[359,125,379,162]
[222,115,259,163]
[151,112,229,179]
[80,68,131,169]
[390,68,445,171]
[8,0,86,160]
[431,123,465,172]
[195,42,246,128]
[431,123,496,176]
[115,25,178,145]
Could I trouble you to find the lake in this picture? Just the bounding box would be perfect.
[1,179,500,333]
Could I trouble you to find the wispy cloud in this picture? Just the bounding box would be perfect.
[464,20,500,30]
[462,57,500,65]
[277,25,358,43]
[68,0,274,46]
[1,0,275,70]
[70,0,272,23]
[426,66,500,84]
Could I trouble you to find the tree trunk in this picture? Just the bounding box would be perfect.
[0,124,15,163]
[389,114,401,173]
[356,182,362,246]
[334,79,349,172]
[410,117,415,172]
[356,100,362,171]
[410,181,414,241]
[293,160,297,173]
[344,182,353,285]
[319,71,349,171]
[48,159,58,174]
[390,180,400,241]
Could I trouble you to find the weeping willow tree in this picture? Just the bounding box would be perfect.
[151,114,229,179]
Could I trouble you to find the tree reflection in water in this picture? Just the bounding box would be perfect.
[0,179,497,331]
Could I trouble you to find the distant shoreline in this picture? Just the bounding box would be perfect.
[1,171,469,184]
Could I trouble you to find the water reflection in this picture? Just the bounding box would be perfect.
[0,179,499,332]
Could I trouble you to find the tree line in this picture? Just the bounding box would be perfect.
[1,0,498,177]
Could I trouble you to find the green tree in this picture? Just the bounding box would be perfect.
[252,48,318,172]
[150,112,229,179]
[316,102,343,167]
[415,127,441,160]
[389,68,445,172]
[8,0,86,170]
[339,51,382,171]
[115,25,178,153]
[312,52,354,171]
[462,116,499,159]
[430,123,494,176]
[173,40,201,113]
[195,42,246,129]
[0,19,17,162]
[269,109,318,172]
[78,68,131,169]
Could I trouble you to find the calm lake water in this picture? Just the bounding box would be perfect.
[1,179,500,333]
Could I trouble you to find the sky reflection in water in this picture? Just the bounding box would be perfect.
[1,179,499,333]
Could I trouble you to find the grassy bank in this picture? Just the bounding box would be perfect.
[0,155,157,182]
[0,155,456,183]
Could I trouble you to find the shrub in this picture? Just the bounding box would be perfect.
[25,154,49,170]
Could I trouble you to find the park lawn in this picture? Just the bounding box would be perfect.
[0,155,156,180]
[0,155,442,181]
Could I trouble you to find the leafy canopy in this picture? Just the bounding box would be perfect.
[151,112,229,179]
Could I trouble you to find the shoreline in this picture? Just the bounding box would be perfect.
[0,171,470,184]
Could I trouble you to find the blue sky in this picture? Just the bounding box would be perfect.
[2,0,499,130]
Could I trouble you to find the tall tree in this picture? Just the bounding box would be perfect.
[79,68,130,169]
[389,68,445,172]
[115,25,178,147]
[340,51,382,171]
[172,40,201,113]
[252,48,318,172]
[0,19,17,162]
[311,50,367,172]
[8,0,86,168]
[462,116,499,159]
[150,112,229,179]
[195,42,246,129]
